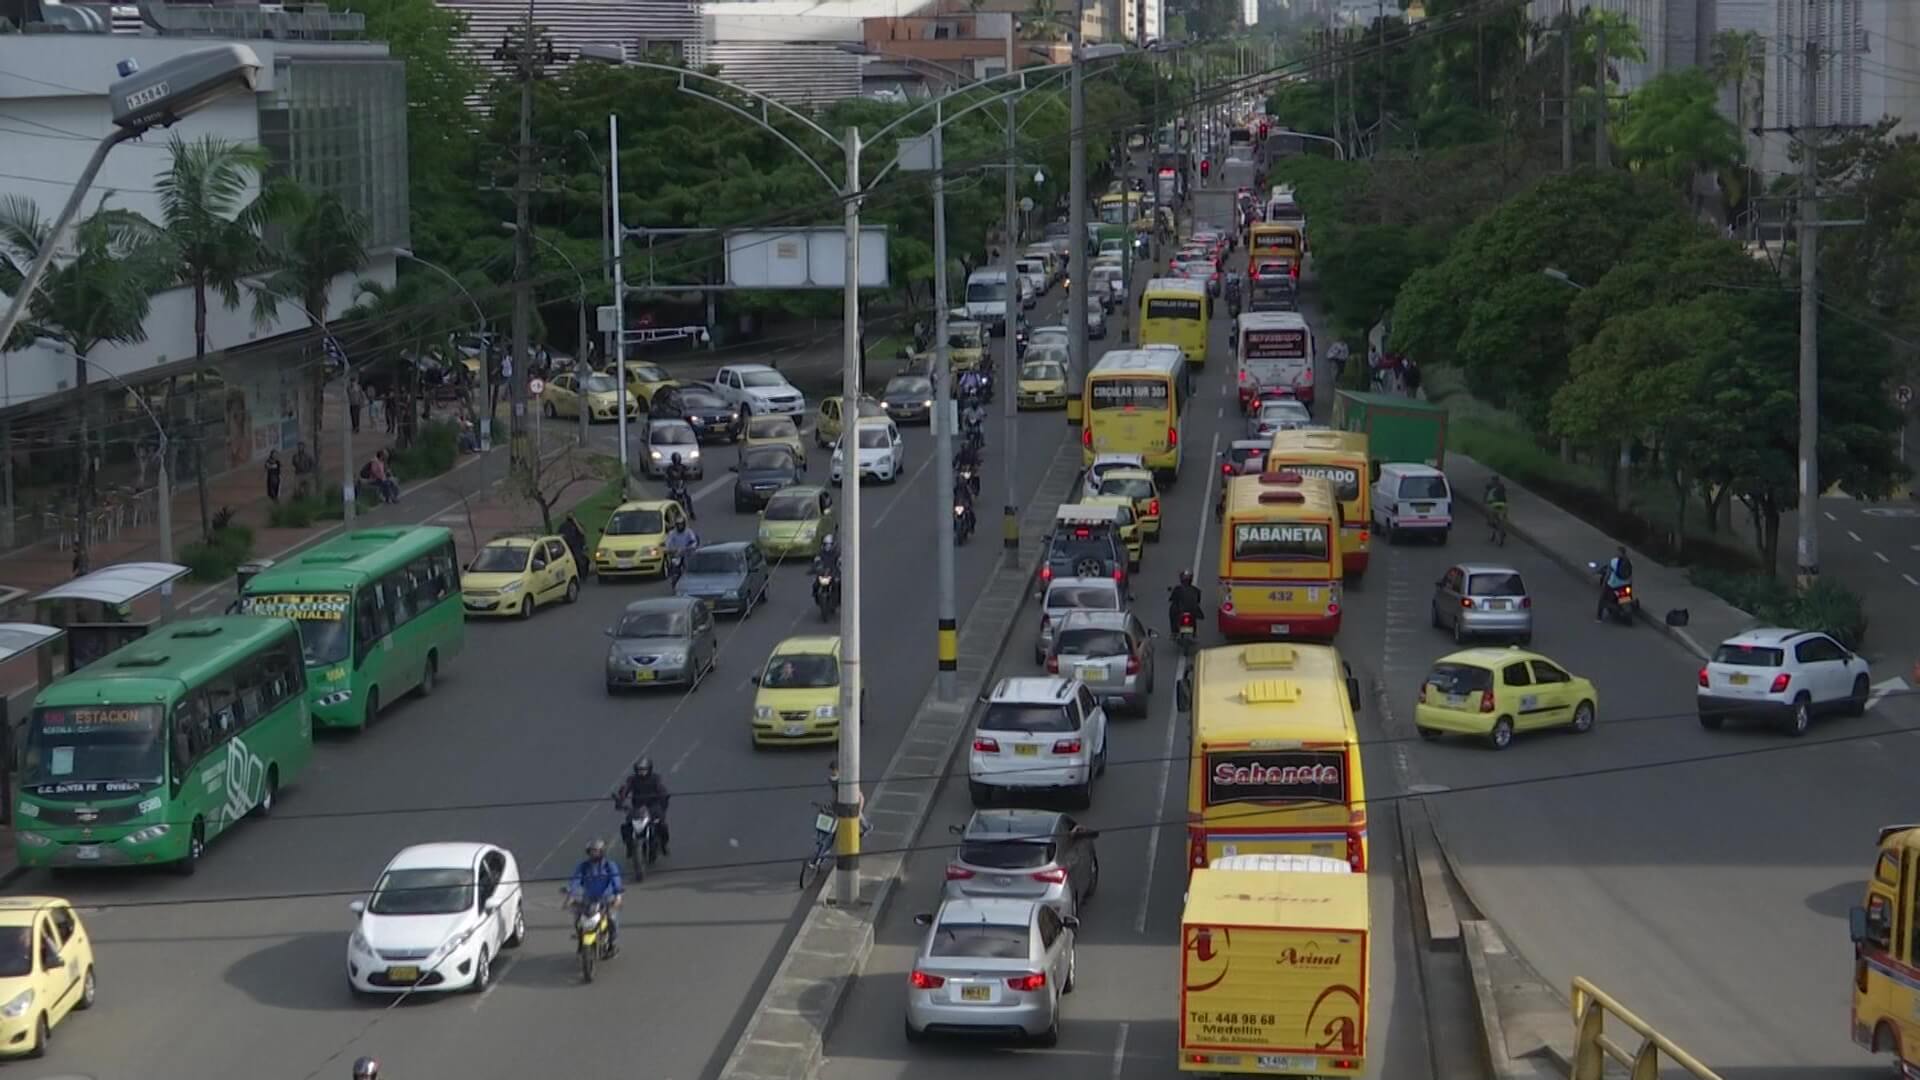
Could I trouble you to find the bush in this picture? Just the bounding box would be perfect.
[390,421,459,483]
[1689,569,1869,650]
[182,524,255,583]
[267,496,321,529]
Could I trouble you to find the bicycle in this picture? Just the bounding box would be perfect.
[1486,500,1508,546]
[799,801,871,890]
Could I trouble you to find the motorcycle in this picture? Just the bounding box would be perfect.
[1586,561,1639,625]
[813,569,840,622]
[962,427,985,456]
[666,479,695,521]
[619,804,660,882]
[1015,329,1029,359]
[1175,610,1198,656]
[954,502,974,544]
[666,549,686,585]
[565,893,614,982]
[957,462,982,497]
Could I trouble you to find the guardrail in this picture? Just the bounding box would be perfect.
[1571,978,1722,1080]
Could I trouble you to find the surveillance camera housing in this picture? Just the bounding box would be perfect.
[115,58,139,78]
[111,44,262,132]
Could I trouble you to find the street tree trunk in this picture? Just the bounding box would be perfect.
[72,353,91,577]
[190,275,213,541]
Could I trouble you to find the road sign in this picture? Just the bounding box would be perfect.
[528,378,545,395]
[1898,384,1912,405]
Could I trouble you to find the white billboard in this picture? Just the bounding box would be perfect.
[726,227,891,289]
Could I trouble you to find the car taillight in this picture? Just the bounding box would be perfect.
[946,865,976,880]
[1289,265,1300,280]
[1040,565,1053,583]
[1698,667,1709,688]
[1460,597,1473,608]
[1418,683,1428,703]
[910,970,946,989]
[1167,427,1178,449]
[973,738,1000,753]
[1126,655,1141,675]
[1082,427,1092,448]
[1113,567,1125,582]
[1327,601,1340,616]
[1770,673,1791,693]
[1047,655,1059,673]
[1520,596,1531,608]
[1149,498,1160,516]
[1222,462,1234,476]
[1006,972,1047,991]
[1052,738,1083,754]
[1346,831,1363,871]
[1479,690,1496,713]
[1031,868,1068,883]
[1222,600,1235,614]
[1357,529,1369,544]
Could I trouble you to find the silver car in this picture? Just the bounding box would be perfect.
[942,809,1101,917]
[1431,563,1533,645]
[1035,576,1124,664]
[903,897,1078,1045]
[644,419,703,479]
[604,596,717,691]
[1247,399,1311,439]
[1047,610,1156,715]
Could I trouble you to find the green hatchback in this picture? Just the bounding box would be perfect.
[756,484,837,559]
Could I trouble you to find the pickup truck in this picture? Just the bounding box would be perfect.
[711,363,807,418]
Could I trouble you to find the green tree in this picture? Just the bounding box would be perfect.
[1818,136,1920,324]
[0,197,174,573]
[157,135,298,539]
[256,191,370,469]
[1709,29,1765,149]
[1613,69,1743,198]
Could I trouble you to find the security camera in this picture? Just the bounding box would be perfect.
[111,44,262,132]
[115,58,139,78]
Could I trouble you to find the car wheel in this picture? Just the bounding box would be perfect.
[904,1017,927,1044]
[419,651,439,697]
[1848,673,1871,717]
[25,1013,47,1059]
[968,781,992,807]
[1487,717,1514,751]
[506,904,527,948]
[364,687,381,728]
[1429,603,1442,630]
[1071,781,1092,809]
[1786,695,1812,736]
[1519,633,1533,647]
[1417,726,1441,740]
[1570,700,1596,734]
[174,818,206,876]
[1697,711,1724,730]
[471,947,492,993]
[565,577,581,604]
[1063,946,1077,993]
[76,965,96,1010]
[1035,648,1046,666]
[1452,614,1467,645]
[1033,1014,1060,1048]
[254,765,280,818]
[1084,852,1100,899]
[543,401,557,419]
[519,596,534,620]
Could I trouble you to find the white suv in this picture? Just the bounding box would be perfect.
[1697,627,1871,736]
[712,363,806,418]
[969,677,1109,809]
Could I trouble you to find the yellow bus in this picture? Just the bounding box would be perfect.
[1176,642,1368,874]
[1266,430,1372,580]
[1083,347,1190,476]
[1217,471,1343,639]
[1248,222,1303,279]
[1851,824,1920,1072]
[1138,277,1209,366]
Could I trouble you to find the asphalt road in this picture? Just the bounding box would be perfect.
[815,186,1433,1080]
[16,289,1103,1080]
[1804,495,1920,670]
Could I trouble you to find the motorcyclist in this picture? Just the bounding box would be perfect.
[613,757,672,857]
[953,474,976,534]
[664,453,696,520]
[1596,544,1634,621]
[811,533,841,606]
[353,1058,380,1080]
[954,441,983,494]
[566,839,624,953]
[1168,569,1206,634]
[664,516,699,577]
[958,368,986,404]
[960,397,987,437]
[1224,271,1243,317]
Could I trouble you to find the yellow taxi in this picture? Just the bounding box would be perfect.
[461,533,581,619]
[1413,647,1599,750]
[1092,466,1162,541]
[813,395,884,450]
[541,371,638,422]
[621,362,679,408]
[1081,494,1143,571]
[1017,354,1069,409]
[592,499,688,579]
[947,320,988,374]
[0,896,96,1058]
[743,412,808,468]
[750,635,843,747]
[756,484,836,559]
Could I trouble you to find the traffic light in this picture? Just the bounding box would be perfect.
[1258,121,1269,140]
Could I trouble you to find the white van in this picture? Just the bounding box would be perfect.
[1014,257,1050,299]
[1372,462,1453,544]
[963,269,1032,333]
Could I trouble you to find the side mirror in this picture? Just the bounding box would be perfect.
[1061,915,1081,930]
[349,899,367,915]
[750,674,761,685]
[729,464,739,472]
[1850,905,1869,944]
[604,627,614,637]
[484,894,505,912]
[1074,827,1101,839]
[1346,677,1361,711]
[43,953,62,970]
[913,913,934,927]
[1175,675,1193,713]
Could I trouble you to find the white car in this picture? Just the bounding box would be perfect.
[831,417,905,484]
[1697,627,1872,736]
[713,363,806,418]
[1247,398,1311,439]
[968,676,1109,809]
[1015,257,1050,299]
[1082,453,1148,501]
[1029,325,1070,352]
[644,419,703,479]
[347,842,526,996]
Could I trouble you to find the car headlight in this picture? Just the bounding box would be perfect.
[659,650,686,665]
[755,706,773,719]
[645,546,662,557]
[499,581,523,594]
[924,400,934,408]
[651,449,663,459]
[127,823,171,844]
[350,930,374,956]
[14,831,50,848]
[1,991,33,1019]
[815,704,838,718]
[595,548,611,561]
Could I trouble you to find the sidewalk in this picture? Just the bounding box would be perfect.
[1447,453,1756,661]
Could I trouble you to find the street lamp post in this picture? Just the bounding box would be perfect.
[396,248,491,453]
[1066,0,1090,429]
[503,223,593,446]
[1002,31,1021,551]
[902,110,959,700]
[0,46,263,357]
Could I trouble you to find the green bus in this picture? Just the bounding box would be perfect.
[239,526,465,730]
[15,615,314,873]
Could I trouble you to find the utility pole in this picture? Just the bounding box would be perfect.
[1002,29,1021,551]
[928,116,958,701]
[1065,0,1090,429]
[1561,0,1573,170]
[1593,23,1607,168]
[1345,29,1358,157]
[1329,26,1341,155]
[834,126,865,908]
[610,113,631,495]
[1377,3,1386,146]
[1795,35,1822,584]
[500,0,549,470]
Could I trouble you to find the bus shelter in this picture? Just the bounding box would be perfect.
[0,622,67,824]
[31,562,189,670]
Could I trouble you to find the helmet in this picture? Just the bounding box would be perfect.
[353,1059,380,1080]
[670,452,682,465]
[586,838,608,858]
[634,757,655,776]
[1179,570,1195,585]
[821,533,836,551]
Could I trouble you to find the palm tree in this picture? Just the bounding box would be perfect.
[1023,0,1064,42]
[255,190,369,474]
[156,134,298,540]
[0,196,175,574]
[1710,29,1766,141]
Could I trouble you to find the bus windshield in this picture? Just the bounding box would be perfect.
[23,704,167,793]
[241,592,352,665]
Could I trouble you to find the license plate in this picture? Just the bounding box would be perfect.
[634,670,656,682]
[1269,590,1295,602]
[1269,625,1291,635]
[1015,744,1040,756]
[75,845,100,861]
[616,556,632,566]
[1412,503,1433,513]
[1310,843,1335,856]
[1256,1056,1316,1071]
[1447,693,1467,707]
[1076,663,1108,681]
[814,812,837,833]
[784,723,807,736]
[961,985,991,1001]
[1491,600,1510,610]
[387,966,421,982]
[1729,673,1749,685]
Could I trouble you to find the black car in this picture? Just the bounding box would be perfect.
[731,445,803,511]
[1249,279,1298,313]
[1041,519,1129,596]
[881,375,935,424]
[652,386,741,443]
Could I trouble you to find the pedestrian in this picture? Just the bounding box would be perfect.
[364,451,398,504]
[292,441,316,498]
[348,378,365,434]
[560,512,588,574]
[1403,358,1422,398]
[265,449,283,503]
[376,449,401,503]
[383,386,399,434]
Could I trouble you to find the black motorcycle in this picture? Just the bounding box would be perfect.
[813,566,840,622]
[953,501,974,544]
[618,803,661,882]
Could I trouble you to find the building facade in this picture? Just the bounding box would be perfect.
[435,0,702,94]
[1757,0,1920,176]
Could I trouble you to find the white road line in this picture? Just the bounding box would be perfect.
[1137,430,1220,936]
[1877,551,1891,563]
[1906,573,1919,587]
[1825,511,1839,521]
[1111,1022,1131,1080]
[1849,530,1863,543]
[869,453,938,529]
[669,738,702,774]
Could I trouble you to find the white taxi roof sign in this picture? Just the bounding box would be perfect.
[1054,503,1124,524]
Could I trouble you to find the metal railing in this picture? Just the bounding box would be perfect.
[1571,978,1722,1080]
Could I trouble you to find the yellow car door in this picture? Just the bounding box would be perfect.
[1527,659,1577,725]
[36,913,79,1025]
[547,539,574,600]
[816,399,841,448]
[548,374,578,418]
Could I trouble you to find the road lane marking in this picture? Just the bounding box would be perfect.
[1849,530,1863,543]
[1825,511,1838,521]
[870,448,937,530]
[670,738,702,774]
[1877,551,1891,563]
[1871,678,1908,710]
[1111,1021,1131,1080]
[1906,574,1919,587]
